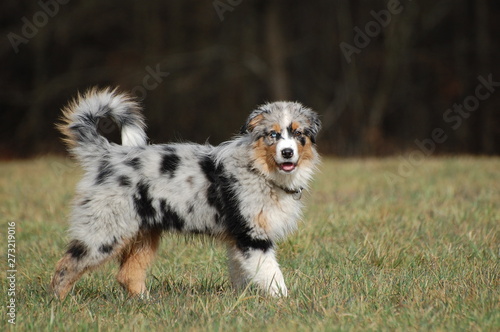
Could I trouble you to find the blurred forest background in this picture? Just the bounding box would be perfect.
[1,0,499,158]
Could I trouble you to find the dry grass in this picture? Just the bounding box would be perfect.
[0,156,498,331]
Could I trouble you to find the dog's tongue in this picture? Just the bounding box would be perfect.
[280,163,295,172]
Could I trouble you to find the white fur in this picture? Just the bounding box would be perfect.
[228,246,287,296]
[275,130,299,167]
[121,126,147,146]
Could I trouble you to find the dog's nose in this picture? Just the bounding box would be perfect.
[281,148,294,159]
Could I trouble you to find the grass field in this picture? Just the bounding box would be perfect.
[1,156,498,331]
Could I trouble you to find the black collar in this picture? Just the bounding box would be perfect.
[271,181,303,200]
[247,165,304,200]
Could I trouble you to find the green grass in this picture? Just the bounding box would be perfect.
[1,156,499,331]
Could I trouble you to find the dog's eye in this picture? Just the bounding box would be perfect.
[269,131,280,139]
[293,130,303,138]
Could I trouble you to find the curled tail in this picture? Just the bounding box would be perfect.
[58,88,147,160]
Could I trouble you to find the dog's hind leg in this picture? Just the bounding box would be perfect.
[51,235,130,300]
[116,230,161,297]
[51,239,115,300]
[51,245,87,300]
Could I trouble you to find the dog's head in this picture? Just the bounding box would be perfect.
[241,102,321,180]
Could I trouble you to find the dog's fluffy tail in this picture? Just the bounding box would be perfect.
[58,87,147,160]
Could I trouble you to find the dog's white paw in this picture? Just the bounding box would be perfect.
[268,282,288,297]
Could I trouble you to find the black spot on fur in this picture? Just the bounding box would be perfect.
[69,112,104,146]
[214,212,221,224]
[98,244,113,254]
[199,155,273,253]
[125,157,142,170]
[159,199,184,231]
[79,198,91,206]
[99,237,118,254]
[160,153,180,178]
[81,112,98,126]
[199,156,224,213]
[95,158,114,185]
[134,181,156,228]
[304,128,316,144]
[58,269,66,278]
[117,175,131,187]
[187,204,195,214]
[222,175,273,252]
[67,240,88,260]
[162,145,176,153]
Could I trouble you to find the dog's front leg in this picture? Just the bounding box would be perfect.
[227,245,288,297]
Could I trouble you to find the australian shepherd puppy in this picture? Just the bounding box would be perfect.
[51,88,320,299]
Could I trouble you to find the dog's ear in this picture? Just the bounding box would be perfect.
[240,108,269,134]
[304,109,321,144]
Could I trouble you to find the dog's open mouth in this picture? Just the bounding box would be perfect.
[279,162,296,172]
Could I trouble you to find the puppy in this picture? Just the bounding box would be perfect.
[51,88,320,299]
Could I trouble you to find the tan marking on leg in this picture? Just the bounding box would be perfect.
[116,230,161,297]
[51,254,88,300]
[51,239,127,300]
